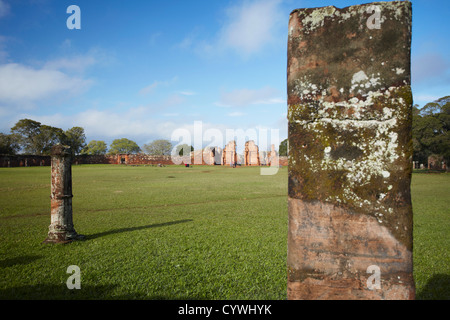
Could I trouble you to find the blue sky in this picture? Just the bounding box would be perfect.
[0,0,449,152]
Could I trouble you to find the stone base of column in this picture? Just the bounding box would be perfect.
[43,224,85,244]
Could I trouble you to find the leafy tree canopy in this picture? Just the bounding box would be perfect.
[81,140,108,155]
[279,139,288,156]
[176,144,194,156]
[143,139,173,156]
[10,119,65,155]
[63,126,87,156]
[0,133,20,155]
[109,138,141,155]
[412,95,450,164]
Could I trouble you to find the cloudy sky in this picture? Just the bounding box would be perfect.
[0,0,449,152]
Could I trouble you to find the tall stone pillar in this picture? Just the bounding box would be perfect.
[245,140,261,166]
[43,145,84,244]
[287,1,414,299]
[223,140,237,166]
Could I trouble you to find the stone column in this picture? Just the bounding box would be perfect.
[287,1,414,299]
[246,140,260,166]
[215,147,223,165]
[43,145,84,244]
[268,144,278,167]
[223,140,237,166]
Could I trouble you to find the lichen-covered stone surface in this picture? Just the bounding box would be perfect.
[287,1,414,299]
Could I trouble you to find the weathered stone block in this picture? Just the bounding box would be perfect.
[287,1,414,299]
[223,140,237,166]
[244,140,260,166]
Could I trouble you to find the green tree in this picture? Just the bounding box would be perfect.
[176,144,194,156]
[109,138,141,155]
[64,126,87,156]
[0,133,20,155]
[279,138,288,156]
[412,96,450,165]
[38,125,65,155]
[10,119,65,155]
[143,139,172,155]
[10,119,42,154]
[81,140,108,155]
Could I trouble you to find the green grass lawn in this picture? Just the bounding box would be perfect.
[0,165,448,300]
[411,172,450,300]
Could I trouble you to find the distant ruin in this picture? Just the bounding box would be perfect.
[0,140,288,167]
[244,140,260,166]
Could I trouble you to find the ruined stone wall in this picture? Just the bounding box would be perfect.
[427,154,447,170]
[1,154,175,167]
[1,142,281,167]
[73,154,115,165]
[0,154,51,167]
[121,154,173,165]
[199,147,223,165]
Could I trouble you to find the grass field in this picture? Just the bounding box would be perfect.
[0,165,448,300]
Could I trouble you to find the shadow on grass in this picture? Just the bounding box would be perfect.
[0,256,42,268]
[416,274,450,300]
[86,219,193,240]
[0,284,203,300]
[0,284,119,300]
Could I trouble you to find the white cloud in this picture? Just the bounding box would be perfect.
[11,106,287,156]
[163,93,185,107]
[139,76,178,95]
[139,82,159,95]
[414,94,440,104]
[43,54,97,74]
[17,89,190,141]
[219,0,283,56]
[179,91,196,96]
[26,109,163,139]
[149,32,162,46]
[217,86,285,107]
[228,111,245,117]
[177,27,203,50]
[0,35,8,62]
[60,39,72,50]
[0,0,10,19]
[24,108,232,147]
[184,0,284,58]
[0,63,92,106]
[0,47,106,109]
[412,53,450,84]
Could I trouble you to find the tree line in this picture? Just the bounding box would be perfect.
[0,118,193,157]
[412,96,449,165]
